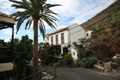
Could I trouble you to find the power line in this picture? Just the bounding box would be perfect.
[69,0,115,35]
[70,26,85,35]
[58,0,110,26]
[38,0,112,37]
[73,0,110,18]
[59,0,115,35]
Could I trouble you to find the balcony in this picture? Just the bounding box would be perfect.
[0,12,15,72]
[0,48,13,63]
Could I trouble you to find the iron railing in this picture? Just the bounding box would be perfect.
[0,48,13,63]
[21,66,57,80]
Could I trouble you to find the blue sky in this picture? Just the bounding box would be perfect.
[0,0,116,43]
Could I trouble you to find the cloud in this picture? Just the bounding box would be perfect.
[43,0,116,33]
[5,39,10,42]
[0,0,116,42]
[2,30,12,35]
[69,0,116,24]
[1,0,116,28]
[0,0,15,14]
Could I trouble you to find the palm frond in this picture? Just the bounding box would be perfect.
[16,15,29,33]
[44,14,59,21]
[12,11,30,19]
[42,15,57,30]
[25,18,32,29]
[43,10,58,16]
[44,4,61,9]
[28,19,33,29]
[10,0,31,11]
[10,0,60,37]
[9,0,23,4]
[39,19,46,38]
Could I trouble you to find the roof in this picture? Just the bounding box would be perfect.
[49,27,68,35]
[48,23,78,36]
[0,12,15,30]
[0,12,15,20]
[42,39,49,43]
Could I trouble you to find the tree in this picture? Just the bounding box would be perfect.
[13,35,33,79]
[39,42,50,65]
[9,0,60,77]
[38,43,61,65]
[0,35,33,80]
[0,39,8,48]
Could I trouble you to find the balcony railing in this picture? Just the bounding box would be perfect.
[0,48,13,63]
[21,66,57,80]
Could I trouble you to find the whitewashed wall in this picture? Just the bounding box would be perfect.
[49,30,69,45]
[69,25,86,60]
[44,24,92,61]
[86,31,92,39]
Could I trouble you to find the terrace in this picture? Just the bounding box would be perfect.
[0,12,15,72]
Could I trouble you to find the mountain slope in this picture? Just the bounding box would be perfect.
[81,0,120,29]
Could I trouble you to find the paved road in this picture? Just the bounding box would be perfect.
[28,65,120,80]
[53,67,120,80]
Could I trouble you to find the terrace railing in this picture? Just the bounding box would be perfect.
[0,48,13,63]
[21,66,57,80]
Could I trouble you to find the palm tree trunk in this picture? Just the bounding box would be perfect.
[33,18,39,79]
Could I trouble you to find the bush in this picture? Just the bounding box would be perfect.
[50,60,63,67]
[79,56,98,68]
[88,11,120,61]
[77,49,92,61]
[53,60,62,67]
[40,55,48,65]
[73,39,92,61]
[63,53,73,66]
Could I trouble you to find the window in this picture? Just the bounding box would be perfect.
[56,35,58,45]
[73,52,75,55]
[61,33,64,44]
[51,36,53,45]
[86,33,88,37]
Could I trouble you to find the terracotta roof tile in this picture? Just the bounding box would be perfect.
[0,12,16,20]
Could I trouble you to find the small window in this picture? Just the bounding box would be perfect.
[56,35,58,45]
[51,36,53,45]
[61,33,64,44]
[86,33,88,37]
[73,52,75,55]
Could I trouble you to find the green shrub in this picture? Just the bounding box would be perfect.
[63,53,73,66]
[51,60,63,67]
[73,39,92,61]
[40,55,48,65]
[77,49,92,61]
[57,60,62,66]
[79,56,98,68]
[52,63,58,67]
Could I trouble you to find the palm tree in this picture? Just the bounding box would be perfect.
[9,0,60,77]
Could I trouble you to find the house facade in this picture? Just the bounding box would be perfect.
[43,23,91,60]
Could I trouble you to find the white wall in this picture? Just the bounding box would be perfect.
[71,48,78,60]
[69,25,86,44]
[68,25,86,60]
[49,30,69,45]
[44,24,91,61]
[85,31,92,39]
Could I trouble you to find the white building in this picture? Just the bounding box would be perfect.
[43,23,91,60]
